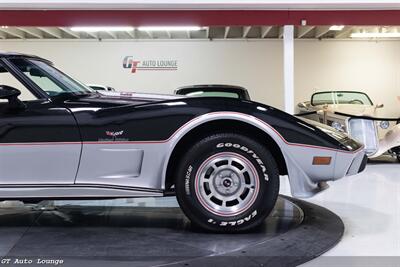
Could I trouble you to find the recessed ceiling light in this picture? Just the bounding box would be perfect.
[70,26,134,32]
[350,32,400,38]
[137,26,202,32]
[329,25,345,31]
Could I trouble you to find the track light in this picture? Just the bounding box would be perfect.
[329,25,344,31]
[70,27,134,32]
[137,26,202,32]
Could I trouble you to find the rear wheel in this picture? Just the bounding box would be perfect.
[175,133,280,232]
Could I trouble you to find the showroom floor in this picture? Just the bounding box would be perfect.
[296,157,400,266]
[53,157,400,259]
[1,158,398,266]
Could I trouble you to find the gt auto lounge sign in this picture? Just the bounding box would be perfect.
[123,56,178,74]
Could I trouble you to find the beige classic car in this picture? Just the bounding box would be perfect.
[297,91,400,161]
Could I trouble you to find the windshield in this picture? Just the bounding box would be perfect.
[8,58,94,97]
[311,91,373,106]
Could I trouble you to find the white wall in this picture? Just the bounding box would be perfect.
[0,40,284,109]
[1,39,400,117]
[295,40,400,117]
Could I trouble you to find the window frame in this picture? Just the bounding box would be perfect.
[0,57,49,101]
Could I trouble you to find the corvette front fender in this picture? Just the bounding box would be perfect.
[161,111,324,198]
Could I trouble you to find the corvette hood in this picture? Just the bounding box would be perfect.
[298,117,363,150]
[64,91,186,108]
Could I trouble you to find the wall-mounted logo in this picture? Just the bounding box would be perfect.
[123,56,178,74]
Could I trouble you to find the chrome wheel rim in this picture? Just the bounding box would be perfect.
[195,152,260,217]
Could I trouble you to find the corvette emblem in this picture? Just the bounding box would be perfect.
[105,130,124,137]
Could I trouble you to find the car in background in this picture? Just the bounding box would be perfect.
[297,90,400,160]
[87,84,116,92]
[175,84,251,100]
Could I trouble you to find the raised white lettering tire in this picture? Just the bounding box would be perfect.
[175,133,280,232]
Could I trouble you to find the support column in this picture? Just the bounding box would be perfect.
[283,25,294,114]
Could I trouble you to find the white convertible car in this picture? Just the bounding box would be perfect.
[298,91,400,160]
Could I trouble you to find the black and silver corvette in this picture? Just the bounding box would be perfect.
[0,52,366,232]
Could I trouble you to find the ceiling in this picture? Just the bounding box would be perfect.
[1,0,400,10]
[0,26,397,40]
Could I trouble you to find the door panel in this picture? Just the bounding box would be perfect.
[0,101,81,184]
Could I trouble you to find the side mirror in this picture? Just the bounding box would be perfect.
[376,103,384,109]
[0,85,27,110]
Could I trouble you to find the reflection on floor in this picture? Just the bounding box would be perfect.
[287,156,400,266]
[0,196,333,267]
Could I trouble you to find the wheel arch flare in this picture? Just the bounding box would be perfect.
[162,111,328,198]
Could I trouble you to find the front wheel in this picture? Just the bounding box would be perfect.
[175,133,280,232]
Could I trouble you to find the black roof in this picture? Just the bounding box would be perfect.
[0,51,51,63]
[0,51,33,57]
[177,84,248,92]
[175,84,251,100]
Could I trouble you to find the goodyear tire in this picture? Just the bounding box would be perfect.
[175,133,280,233]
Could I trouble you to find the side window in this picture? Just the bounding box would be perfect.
[0,63,37,102]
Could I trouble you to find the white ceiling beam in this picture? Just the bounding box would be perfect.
[38,27,62,38]
[185,30,191,39]
[243,26,251,38]
[125,30,135,39]
[86,31,98,39]
[261,26,273,38]
[145,30,153,38]
[165,30,171,39]
[206,27,210,39]
[279,26,284,38]
[315,26,331,38]
[106,31,117,39]
[297,26,315,38]
[335,26,354,38]
[0,28,25,39]
[17,27,43,38]
[59,27,80,38]
[224,26,231,39]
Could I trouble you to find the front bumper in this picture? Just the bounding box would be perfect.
[346,153,368,176]
[284,144,367,198]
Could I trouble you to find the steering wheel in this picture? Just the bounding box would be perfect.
[348,99,364,105]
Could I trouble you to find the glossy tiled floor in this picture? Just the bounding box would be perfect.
[53,156,400,263]
[290,156,400,266]
[0,196,345,267]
